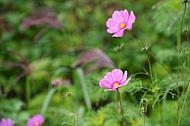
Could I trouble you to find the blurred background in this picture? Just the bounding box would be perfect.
[0,0,190,126]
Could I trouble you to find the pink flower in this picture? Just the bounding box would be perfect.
[99,69,131,91]
[27,114,45,126]
[52,78,62,86]
[106,9,136,37]
[0,118,14,126]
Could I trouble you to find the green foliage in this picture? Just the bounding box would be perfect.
[0,0,190,126]
[150,101,178,125]
[0,98,30,125]
[84,103,120,126]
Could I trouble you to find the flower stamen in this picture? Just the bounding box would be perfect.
[120,23,126,29]
[113,82,119,87]
[35,121,39,126]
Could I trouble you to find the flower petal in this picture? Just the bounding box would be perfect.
[126,11,135,30]
[106,18,119,28]
[113,29,124,37]
[126,23,133,30]
[114,77,131,89]
[99,79,111,88]
[122,10,129,22]
[0,118,14,126]
[111,69,123,83]
[107,27,120,34]
[120,71,127,83]
[128,11,136,23]
[99,69,131,91]
[112,10,124,23]
[122,77,131,85]
[106,9,135,36]
[105,72,114,82]
[27,114,45,126]
[105,88,117,91]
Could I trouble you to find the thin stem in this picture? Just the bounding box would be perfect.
[158,101,165,126]
[143,113,145,126]
[128,32,153,83]
[117,49,122,69]
[146,50,175,81]
[127,32,175,81]
[178,0,187,53]
[176,2,187,125]
[177,82,190,126]
[140,98,147,126]
[146,53,153,82]
[117,89,126,126]
[127,32,143,48]
[74,114,77,126]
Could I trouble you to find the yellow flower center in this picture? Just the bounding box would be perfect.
[113,82,119,87]
[120,23,126,29]
[34,121,39,126]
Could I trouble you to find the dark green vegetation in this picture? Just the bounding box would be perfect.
[0,0,190,125]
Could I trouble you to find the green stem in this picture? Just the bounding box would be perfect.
[177,82,190,126]
[143,112,145,126]
[140,99,147,126]
[127,32,143,48]
[117,49,121,69]
[176,2,187,126]
[128,32,175,81]
[146,50,175,80]
[117,89,126,126]
[177,0,187,53]
[146,53,153,82]
[158,101,165,126]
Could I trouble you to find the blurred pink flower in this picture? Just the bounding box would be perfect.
[99,69,131,91]
[63,78,71,87]
[27,114,44,126]
[106,9,136,37]
[52,78,62,86]
[0,118,14,126]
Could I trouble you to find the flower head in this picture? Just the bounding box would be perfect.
[52,78,62,86]
[99,69,131,91]
[0,118,14,126]
[106,9,136,37]
[27,114,44,126]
